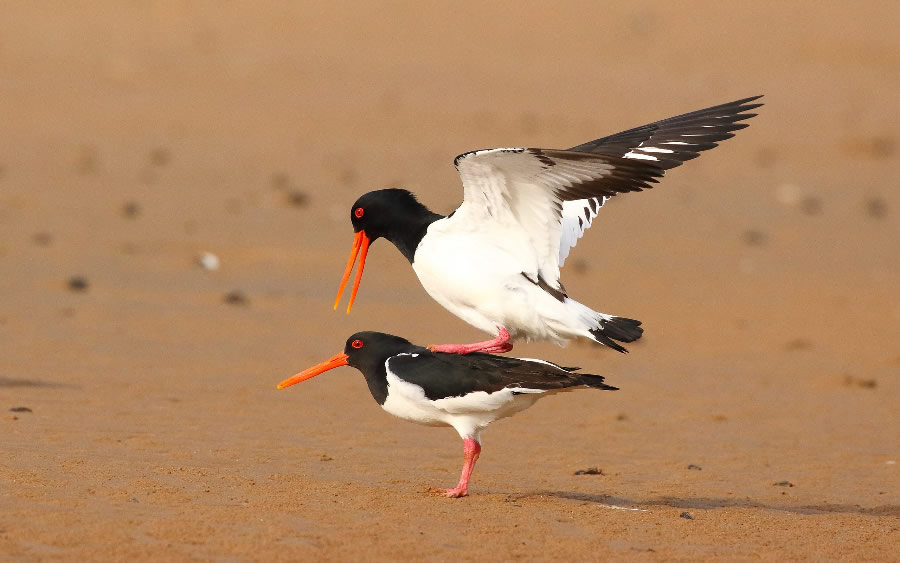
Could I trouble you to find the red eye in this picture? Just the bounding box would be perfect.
[354,207,364,219]
[351,339,363,349]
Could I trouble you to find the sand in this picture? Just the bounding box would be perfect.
[1,2,898,560]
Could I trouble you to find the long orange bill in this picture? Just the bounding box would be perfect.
[276,352,349,390]
[333,231,370,314]
[345,233,370,314]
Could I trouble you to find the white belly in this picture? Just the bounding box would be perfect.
[382,370,548,439]
[412,219,580,343]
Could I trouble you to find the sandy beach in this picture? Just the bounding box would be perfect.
[1,2,898,560]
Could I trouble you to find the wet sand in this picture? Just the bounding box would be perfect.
[1,2,898,560]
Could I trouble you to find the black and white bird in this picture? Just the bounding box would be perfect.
[333,97,763,354]
[277,331,617,497]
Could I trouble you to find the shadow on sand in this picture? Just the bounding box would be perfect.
[521,491,900,517]
[0,376,73,389]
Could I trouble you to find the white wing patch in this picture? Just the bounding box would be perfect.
[557,139,694,265]
[558,141,690,265]
[559,197,609,266]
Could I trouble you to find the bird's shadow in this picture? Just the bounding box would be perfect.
[516,491,900,517]
[0,376,74,389]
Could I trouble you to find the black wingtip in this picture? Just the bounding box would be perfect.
[724,95,764,109]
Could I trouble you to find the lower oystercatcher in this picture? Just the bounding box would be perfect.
[332,96,762,354]
[277,331,617,498]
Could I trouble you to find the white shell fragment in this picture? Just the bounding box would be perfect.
[197,252,221,271]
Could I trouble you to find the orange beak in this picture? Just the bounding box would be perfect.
[333,231,371,314]
[276,352,350,390]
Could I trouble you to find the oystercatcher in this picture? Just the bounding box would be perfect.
[333,96,762,354]
[277,331,617,498]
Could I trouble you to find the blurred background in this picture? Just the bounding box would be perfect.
[1,2,897,559]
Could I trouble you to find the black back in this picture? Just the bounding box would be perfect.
[342,331,616,405]
[388,352,616,401]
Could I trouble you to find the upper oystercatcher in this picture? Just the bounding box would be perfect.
[277,331,617,498]
[333,97,763,354]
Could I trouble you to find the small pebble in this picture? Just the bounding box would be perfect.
[687,464,702,471]
[223,290,248,306]
[784,338,813,351]
[679,512,693,520]
[571,258,589,275]
[285,190,310,208]
[799,196,822,216]
[866,198,887,219]
[120,243,140,255]
[271,173,290,190]
[9,407,32,413]
[149,147,171,167]
[339,167,358,187]
[741,229,767,246]
[319,454,334,462]
[773,481,794,487]
[574,467,603,475]
[67,276,89,292]
[197,252,220,271]
[121,201,141,218]
[870,136,895,158]
[616,413,628,421]
[843,375,877,389]
[76,147,99,175]
[32,232,53,246]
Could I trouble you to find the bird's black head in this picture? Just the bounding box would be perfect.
[276,331,420,391]
[341,331,417,373]
[349,188,435,243]
[333,189,443,314]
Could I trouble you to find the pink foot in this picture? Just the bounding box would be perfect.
[431,437,481,499]
[426,486,469,498]
[428,328,512,355]
[442,486,468,498]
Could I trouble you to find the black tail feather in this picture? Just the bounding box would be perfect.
[577,373,618,391]
[589,316,643,353]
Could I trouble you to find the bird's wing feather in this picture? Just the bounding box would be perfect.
[558,95,763,265]
[388,352,588,402]
[454,148,662,286]
[558,197,609,266]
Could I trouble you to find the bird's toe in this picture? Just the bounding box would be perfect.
[443,487,468,498]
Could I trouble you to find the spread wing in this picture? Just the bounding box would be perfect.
[453,148,663,289]
[558,95,763,265]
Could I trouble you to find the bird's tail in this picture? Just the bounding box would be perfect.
[588,315,643,353]
[577,373,619,391]
[567,298,643,353]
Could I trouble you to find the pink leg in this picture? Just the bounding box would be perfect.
[443,437,481,498]
[428,328,512,355]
